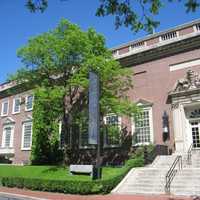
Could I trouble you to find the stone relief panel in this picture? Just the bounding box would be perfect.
[173,70,200,92]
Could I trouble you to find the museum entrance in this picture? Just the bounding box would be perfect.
[167,70,200,153]
[190,120,200,149]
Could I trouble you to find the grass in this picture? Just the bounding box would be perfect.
[0,165,127,181]
[0,156,144,194]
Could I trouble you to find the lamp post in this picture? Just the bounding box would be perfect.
[162,111,169,142]
[88,71,102,179]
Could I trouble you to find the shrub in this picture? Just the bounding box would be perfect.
[125,156,144,168]
[1,155,144,194]
[1,173,127,194]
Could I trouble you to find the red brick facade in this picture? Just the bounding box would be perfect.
[1,19,200,164]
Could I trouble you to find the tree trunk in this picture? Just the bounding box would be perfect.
[62,93,73,165]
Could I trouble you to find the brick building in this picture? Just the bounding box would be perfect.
[1,19,200,164]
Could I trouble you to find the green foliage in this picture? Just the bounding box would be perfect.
[11,19,137,117]
[31,87,64,164]
[26,0,48,12]
[10,19,139,164]
[1,176,120,194]
[105,125,121,145]
[125,156,144,167]
[25,0,200,33]
[130,144,156,159]
[0,165,127,181]
[1,155,144,194]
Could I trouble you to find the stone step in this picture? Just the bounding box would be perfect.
[118,186,164,193]
[122,184,164,189]
[112,152,200,196]
[170,190,200,196]
[114,190,165,195]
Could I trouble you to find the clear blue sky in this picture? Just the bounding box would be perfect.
[0,0,200,83]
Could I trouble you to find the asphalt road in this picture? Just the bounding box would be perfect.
[0,197,23,200]
[0,195,37,200]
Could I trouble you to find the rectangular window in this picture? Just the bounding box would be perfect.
[2,126,14,148]
[22,122,32,150]
[25,95,33,111]
[133,107,153,145]
[13,98,21,114]
[104,114,121,147]
[1,101,9,116]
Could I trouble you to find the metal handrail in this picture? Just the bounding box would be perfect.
[165,155,182,194]
[187,143,193,165]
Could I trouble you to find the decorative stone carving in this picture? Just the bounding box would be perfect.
[3,117,15,125]
[171,102,179,110]
[173,70,200,92]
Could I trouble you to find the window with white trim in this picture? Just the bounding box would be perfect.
[1,101,9,116]
[104,114,121,147]
[25,95,33,111]
[133,107,153,145]
[2,125,14,148]
[13,98,21,114]
[22,121,32,150]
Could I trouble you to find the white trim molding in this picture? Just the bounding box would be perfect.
[25,95,34,112]
[21,121,33,151]
[170,58,200,72]
[132,106,154,146]
[2,124,14,148]
[1,100,9,117]
[12,97,21,114]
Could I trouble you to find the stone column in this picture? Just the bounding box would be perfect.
[172,103,185,153]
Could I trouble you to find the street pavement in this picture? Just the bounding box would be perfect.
[0,196,29,200]
[0,187,195,200]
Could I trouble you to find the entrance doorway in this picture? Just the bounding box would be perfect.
[190,121,200,148]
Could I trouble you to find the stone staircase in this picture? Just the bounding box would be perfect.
[170,150,200,196]
[112,151,200,196]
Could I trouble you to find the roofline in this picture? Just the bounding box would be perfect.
[110,18,200,51]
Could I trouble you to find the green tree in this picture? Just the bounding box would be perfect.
[31,86,63,164]
[25,0,200,33]
[10,19,138,164]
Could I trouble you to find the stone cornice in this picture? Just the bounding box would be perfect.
[118,35,200,67]
[111,18,200,51]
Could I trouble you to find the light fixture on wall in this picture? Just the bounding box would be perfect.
[162,111,169,142]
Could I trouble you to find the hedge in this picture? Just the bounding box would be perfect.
[1,156,144,194]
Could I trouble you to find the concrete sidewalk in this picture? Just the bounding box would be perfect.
[0,187,194,200]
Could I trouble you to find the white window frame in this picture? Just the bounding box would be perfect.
[12,97,21,114]
[103,114,122,148]
[1,101,9,117]
[132,106,154,146]
[2,124,14,148]
[25,95,34,111]
[21,121,33,150]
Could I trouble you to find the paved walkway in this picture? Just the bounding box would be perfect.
[0,187,195,200]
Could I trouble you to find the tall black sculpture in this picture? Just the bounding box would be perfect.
[88,71,101,179]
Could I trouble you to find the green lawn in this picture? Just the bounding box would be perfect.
[0,165,126,181]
